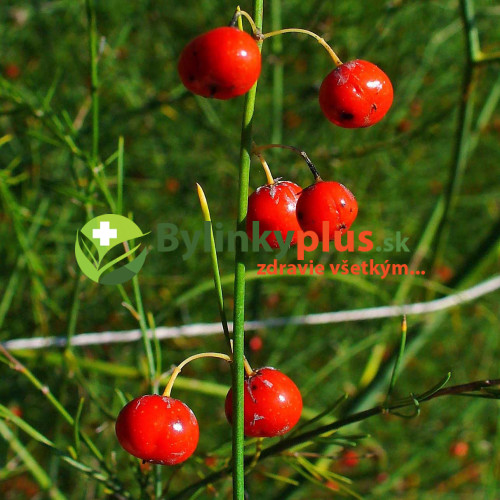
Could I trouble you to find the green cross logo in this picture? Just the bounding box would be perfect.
[75,214,149,285]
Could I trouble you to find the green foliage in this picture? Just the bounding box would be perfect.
[0,0,499,498]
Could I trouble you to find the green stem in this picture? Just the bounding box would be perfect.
[384,316,407,403]
[131,276,156,386]
[117,136,124,215]
[270,0,283,144]
[85,0,99,164]
[461,0,481,61]
[66,273,83,350]
[232,1,263,497]
[429,0,478,271]
[196,184,232,349]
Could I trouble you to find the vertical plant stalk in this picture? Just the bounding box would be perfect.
[271,0,283,144]
[384,316,407,404]
[429,0,479,271]
[131,276,156,385]
[117,136,124,215]
[85,0,99,164]
[232,1,264,498]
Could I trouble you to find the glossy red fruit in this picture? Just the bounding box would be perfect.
[225,367,302,437]
[319,60,393,128]
[246,180,302,249]
[115,395,199,465]
[178,27,261,100]
[296,180,358,241]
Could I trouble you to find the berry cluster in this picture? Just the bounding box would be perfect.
[177,12,393,250]
[247,148,358,248]
[177,15,393,129]
[115,354,302,465]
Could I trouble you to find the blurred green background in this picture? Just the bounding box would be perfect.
[0,0,499,498]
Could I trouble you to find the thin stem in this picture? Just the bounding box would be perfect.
[429,0,478,271]
[85,0,99,164]
[232,0,263,497]
[117,136,124,215]
[270,0,283,145]
[196,183,232,350]
[255,153,275,185]
[147,312,162,394]
[243,358,255,377]
[231,9,259,37]
[262,28,342,67]
[461,0,481,61]
[131,276,156,386]
[253,143,322,180]
[66,273,83,351]
[475,51,500,64]
[245,438,264,475]
[162,352,232,397]
[384,316,407,403]
[236,6,244,31]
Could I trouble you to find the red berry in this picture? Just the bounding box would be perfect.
[4,64,21,80]
[246,180,302,249]
[204,456,218,467]
[319,60,393,128]
[9,405,23,418]
[225,367,302,437]
[326,480,340,491]
[296,180,358,241]
[178,27,261,100]
[115,395,199,465]
[249,335,263,352]
[449,441,469,458]
[340,449,360,468]
[376,472,389,483]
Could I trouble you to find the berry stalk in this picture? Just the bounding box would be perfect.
[253,143,322,180]
[255,152,275,185]
[163,352,232,397]
[262,28,342,67]
[230,8,259,37]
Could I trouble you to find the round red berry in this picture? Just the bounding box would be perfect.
[178,27,261,100]
[296,180,358,241]
[4,64,21,80]
[319,60,393,128]
[246,180,302,249]
[225,367,302,437]
[449,441,469,458]
[340,449,360,468]
[249,335,263,352]
[115,395,199,465]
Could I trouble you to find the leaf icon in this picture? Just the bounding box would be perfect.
[75,214,150,285]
